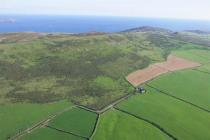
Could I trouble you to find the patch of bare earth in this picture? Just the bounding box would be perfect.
[126,54,201,87]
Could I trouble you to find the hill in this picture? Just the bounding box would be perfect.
[1,27,210,139]
[121,26,172,33]
[0,27,209,110]
[185,30,210,34]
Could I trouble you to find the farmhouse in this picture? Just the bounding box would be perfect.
[136,87,146,94]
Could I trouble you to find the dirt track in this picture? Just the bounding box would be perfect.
[126,55,201,87]
[9,106,76,140]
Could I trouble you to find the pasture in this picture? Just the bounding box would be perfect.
[149,69,210,111]
[196,64,210,73]
[21,127,85,140]
[49,107,98,137]
[173,48,210,63]
[0,100,72,140]
[92,109,171,140]
[117,87,210,140]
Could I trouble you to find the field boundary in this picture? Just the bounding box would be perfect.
[192,69,210,75]
[75,92,133,115]
[9,105,76,140]
[89,114,100,140]
[99,93,133,115]
[12,55,209,140]
[146,84,210,113]
[114,107,177,140]
[71,105,101,139]
[77,105,98,114]
[46,105,99,140]
[96,77,136,113]
[173,49,210,65]
[46,125,88,139]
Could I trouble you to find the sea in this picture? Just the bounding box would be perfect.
[0,15,210,33]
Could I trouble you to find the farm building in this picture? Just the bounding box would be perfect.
[136,87,146,94]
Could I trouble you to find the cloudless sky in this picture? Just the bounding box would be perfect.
[0,0,210,20]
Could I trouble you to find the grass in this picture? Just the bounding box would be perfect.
[49,107,98,137]
[1,31,210,139]
[1,32,209,109]
[21,127,85,140]
[173,48,210,63]
[0,33,170,109]
[92,109,171,140]
[117,87,210,140]
[174,32,210,47]
[196,64,210,72]
[149,69,210,111]
[0,100,72,140]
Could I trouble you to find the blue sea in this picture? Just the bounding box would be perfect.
[0,15,210,33]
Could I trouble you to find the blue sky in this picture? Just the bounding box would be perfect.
[1,0,210,20]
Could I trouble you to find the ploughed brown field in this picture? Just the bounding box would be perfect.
[126,55,201,87]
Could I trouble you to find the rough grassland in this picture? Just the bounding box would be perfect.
[21,127,84,140]
[117,87,210,140]
[0,100,72,140]
[92,109,171,140]
[0,33,169,109]
[1,32,208,109]
[149,70,210,111]
[49,107,97,137]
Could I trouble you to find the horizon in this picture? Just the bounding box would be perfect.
[1,0,210,21]
[1,14,210,22]
[0,15,210,33]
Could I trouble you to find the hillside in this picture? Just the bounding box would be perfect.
[122,26,172,33]
[0,28,209,109]
[1,27,210,139]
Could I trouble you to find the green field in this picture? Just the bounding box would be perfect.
[93,109,171,140]
[173,47,210,63]
[0,100,72,140]
[21,127,84,140]
[149,70,210,111]
[117,87,210,140]
[49,107,98,137]
[196,64,210,73]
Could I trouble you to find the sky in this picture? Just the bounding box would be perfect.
[0,0,210,20]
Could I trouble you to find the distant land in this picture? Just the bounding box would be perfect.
[0,18,16,23]
[185,30,210,34]
[0,15,210,33]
